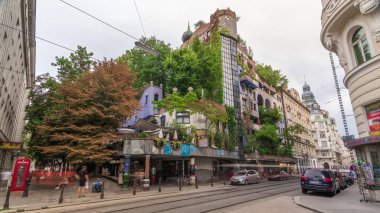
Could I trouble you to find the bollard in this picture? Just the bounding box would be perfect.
[100,181,105,199]
[158,177,161,193]
[58,186,64,204]
[195,176,198,189]
[179,177,182,191]
[133,179,136,196]
[3,186,11,209]
[211,176,214,187]
[224,180,226,186]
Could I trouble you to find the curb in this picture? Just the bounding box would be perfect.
[293,196,327,213]
[2,184,232,212]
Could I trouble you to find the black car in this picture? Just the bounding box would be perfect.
[339,169,354,186]
[301,169,340,197]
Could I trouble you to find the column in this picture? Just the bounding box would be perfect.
[145,155,150,179]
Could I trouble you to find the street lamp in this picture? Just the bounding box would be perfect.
[134,42,161,58]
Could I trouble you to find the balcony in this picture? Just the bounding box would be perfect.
[318,155,334,159]
[316,146,333,151]
[123,139,239,160]
[240,73,259,90]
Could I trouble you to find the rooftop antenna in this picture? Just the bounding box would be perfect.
[329,52,349,137]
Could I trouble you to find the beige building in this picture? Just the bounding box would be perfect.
[0,0,36,170]
[320,0,380,190]
[281,88,317,173]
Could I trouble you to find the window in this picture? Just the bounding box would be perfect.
[321,141,327,147]
[145,94,148,105]
[352,27,371,65]
[154,94,159,101]
[319,131,326,138]
[160,116,166,126]
[176,111,190,124]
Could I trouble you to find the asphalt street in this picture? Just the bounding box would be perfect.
[35,179,301,213]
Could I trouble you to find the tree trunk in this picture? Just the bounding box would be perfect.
[95,163,100,178]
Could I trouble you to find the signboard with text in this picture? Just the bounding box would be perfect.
[366,102,380,136]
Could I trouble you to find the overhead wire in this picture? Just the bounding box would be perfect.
[59,0,140,41]
[0,22,102,61]
[133,0,146,37]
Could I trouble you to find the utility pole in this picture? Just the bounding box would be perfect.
[329,52,349,136]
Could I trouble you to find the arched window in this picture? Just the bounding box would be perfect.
[257,94,263,107]
[352,27,371,65]
[265,99,271,109]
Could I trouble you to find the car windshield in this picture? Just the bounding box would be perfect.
[234,171,247,176]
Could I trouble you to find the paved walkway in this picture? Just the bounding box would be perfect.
[0,178,229,212]
[294,185,380,213]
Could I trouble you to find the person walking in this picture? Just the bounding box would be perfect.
[76,165,89,198]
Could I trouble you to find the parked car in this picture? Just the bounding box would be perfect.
[268,171,289,181]
[332,170,347,190]
[339,169,354,185]
[230,170,260,185]
[301,168,340,197]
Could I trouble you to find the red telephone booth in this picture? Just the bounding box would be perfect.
[10,158,31,191]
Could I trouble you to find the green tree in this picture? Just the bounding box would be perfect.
[254,124,280,155]
[255,63,288,88]
[279,124,306,157]
[117,36,171,92]
[164,48,200,95]
[52,46,94,83]
[258,106,282,125]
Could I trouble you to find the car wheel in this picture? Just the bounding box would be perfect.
[302,189,307,194]
[245,180,248,185]
[256,178,259,184]
[329,190,336,197]
[337,187,341,193]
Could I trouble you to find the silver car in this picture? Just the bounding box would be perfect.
[230,170,260,185]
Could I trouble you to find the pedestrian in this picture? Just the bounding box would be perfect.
[75,165,89,198]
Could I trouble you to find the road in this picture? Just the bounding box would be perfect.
[34,178,302,213]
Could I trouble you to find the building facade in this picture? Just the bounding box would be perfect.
[281,88,317,174]
[302,82,351,168]
[0,0,36,171]
[320,0,380,189]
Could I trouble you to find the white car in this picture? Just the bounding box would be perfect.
[230,170,260,185]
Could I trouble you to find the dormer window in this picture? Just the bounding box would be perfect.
[352,27,371,65]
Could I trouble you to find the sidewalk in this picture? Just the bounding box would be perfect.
[294,185,380,213]
[0,179,230,212]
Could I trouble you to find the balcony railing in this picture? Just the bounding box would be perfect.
[123,139,239,159]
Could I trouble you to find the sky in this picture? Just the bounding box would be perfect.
[35,0,358,138]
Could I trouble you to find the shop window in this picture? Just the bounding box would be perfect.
[352,27,371,66]
[176,111,190,124]
[370,152,379,165]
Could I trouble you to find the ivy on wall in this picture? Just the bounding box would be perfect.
[226,106,237,151]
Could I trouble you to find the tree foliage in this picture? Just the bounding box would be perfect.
[25,46,94,166]
[254,124,280,155]
[258,106,282,125]
[117,36,171,91]
[37,62,139,164]
[279,124,306,157]
[255,63,288,88]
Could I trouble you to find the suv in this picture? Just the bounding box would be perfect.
[301,169,340,196]
[230,170,260,185]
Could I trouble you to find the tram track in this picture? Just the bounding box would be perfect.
[104,181,300,213]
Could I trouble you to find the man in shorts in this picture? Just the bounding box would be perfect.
[77,165,89,198]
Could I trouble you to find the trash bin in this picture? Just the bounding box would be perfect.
[142,179,150,191]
